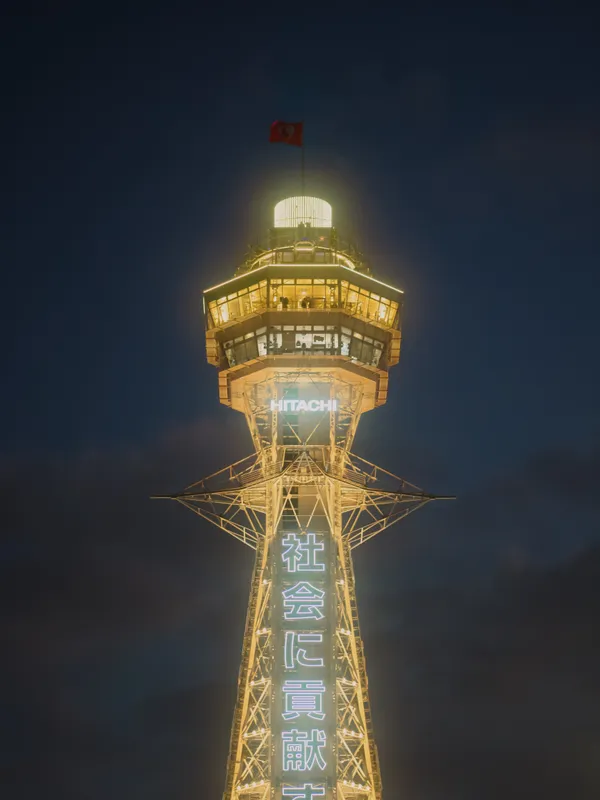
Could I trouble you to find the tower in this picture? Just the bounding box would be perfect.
[159,195,450,800]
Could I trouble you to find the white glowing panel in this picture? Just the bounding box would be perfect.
[271,399,337,412]
[274,197,333,229]
[282,533,325,573]
[282,729,327,771]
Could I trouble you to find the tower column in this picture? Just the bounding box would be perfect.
[156,195,453,800]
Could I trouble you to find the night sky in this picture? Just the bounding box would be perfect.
[3,3,600,799]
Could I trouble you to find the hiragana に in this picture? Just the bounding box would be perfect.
[284,631,324,669]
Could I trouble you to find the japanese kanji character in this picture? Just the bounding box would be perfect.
[282,729,327,771]
[282,680,326,721]
[282,533,325,573]
[283,582,325,621]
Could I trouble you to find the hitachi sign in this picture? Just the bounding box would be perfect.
[270,399,338,412]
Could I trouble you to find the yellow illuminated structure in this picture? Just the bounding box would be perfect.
[158,195,451,800]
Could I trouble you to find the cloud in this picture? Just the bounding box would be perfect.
[2,433,600,798]
[364,544,600,799]
[487,117,600,192]
[0,415,254,793]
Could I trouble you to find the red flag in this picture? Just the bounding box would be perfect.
[269,120,304,147]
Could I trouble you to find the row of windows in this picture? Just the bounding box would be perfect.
[223,325,386,368]
[207,278,399,329]
[260,248,338,264]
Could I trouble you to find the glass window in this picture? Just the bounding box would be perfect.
[372,340,384,366]
[222,321,388,365]
[245,337,258,360]
[241,292,252,316]
[340,281,349,306]
[341,332,351,356]
[207,300,218,327]
[327,281,339,308]
[268,329,282,353]
[367,295,379,320]
[324,331,337,350]
[350,336,362,360]
[259,280,268,306]
[361,340,374,364]
[295,330,313,351]
[347,285,359,311]
[217,302,229,324]
[281,280,296,309]
[356,290,369,316]
[308,282,325,309]
[282,327,295,350]
[311,330,326,352]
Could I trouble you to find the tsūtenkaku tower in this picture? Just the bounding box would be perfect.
[159,195,451,800]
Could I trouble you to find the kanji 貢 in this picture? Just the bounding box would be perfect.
[282,679,326,720]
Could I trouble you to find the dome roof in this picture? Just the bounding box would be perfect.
[273,196,332,229]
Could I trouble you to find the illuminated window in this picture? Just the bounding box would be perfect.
[256,326,267,356]
[223,322,385,366]
[207,277,398,329]
[207,280,269,327]
[274,196,333,228]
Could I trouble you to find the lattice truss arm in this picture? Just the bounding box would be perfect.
[153,452,271,548]
[153,449,453,550]
[336,450,454,548]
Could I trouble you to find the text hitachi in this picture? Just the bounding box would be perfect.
[270,399,338,412]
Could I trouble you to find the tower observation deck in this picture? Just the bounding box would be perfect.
[158,194,452,800]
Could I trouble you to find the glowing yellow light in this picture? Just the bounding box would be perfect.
[274,196,333,228]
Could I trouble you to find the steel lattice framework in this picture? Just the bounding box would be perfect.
[157,375,452,800]
[156,193,452,800]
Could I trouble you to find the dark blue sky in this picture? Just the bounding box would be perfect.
[2,3,600,799]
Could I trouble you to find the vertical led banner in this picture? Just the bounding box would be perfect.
[273,528,335,798]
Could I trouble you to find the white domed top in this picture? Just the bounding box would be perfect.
[274,196,332,229]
